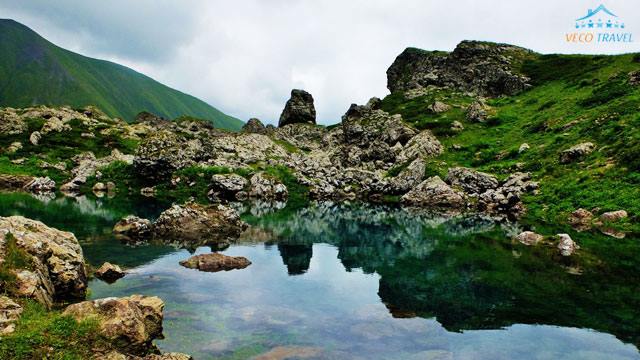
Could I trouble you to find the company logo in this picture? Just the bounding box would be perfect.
[565,4,633,44]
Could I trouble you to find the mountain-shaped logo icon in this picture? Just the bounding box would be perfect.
[575,5,625,29]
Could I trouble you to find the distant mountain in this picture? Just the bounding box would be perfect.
[0,19,243,131]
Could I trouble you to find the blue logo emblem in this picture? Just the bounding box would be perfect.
[575,5,625,30]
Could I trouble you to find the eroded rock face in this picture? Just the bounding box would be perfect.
[278,89,316,127]
[402,176,466,209]
[559,142,595,164]
[0,296,23,335]
[152,203,247,249]
[133,130,203,181]
[95,262,126,283]
[0,216,87,307]
[179,253,251,272]
[63,295,164,356]
[387,41,532,97]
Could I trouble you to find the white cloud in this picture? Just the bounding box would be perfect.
[1,0,639,124]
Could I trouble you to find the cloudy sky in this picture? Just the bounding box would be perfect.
[1,0,639,124]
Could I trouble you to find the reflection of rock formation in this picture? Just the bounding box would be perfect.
[277,244,313,275]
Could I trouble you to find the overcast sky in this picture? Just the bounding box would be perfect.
[2,0,639,124]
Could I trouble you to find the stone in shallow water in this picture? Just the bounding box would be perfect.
[252,346,321,360]
[179,253,251,272]
[95,262,126,283]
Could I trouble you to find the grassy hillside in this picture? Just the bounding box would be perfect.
[0,19,243,131]
[381,51,640,232]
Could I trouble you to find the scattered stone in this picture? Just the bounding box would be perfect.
[557,233,579,256]
[6,141,22,154]
[629,70,640,86]
[0,296,23,335]
[559,142,595,164]
[430,101,451,113]
[466,100,491,122]
[278,89,316,127]
[29,131,41,145]
[600,210,628,222]
[568,208,594,231]
[451,120,464,132]
[179,253,251,272]
[95,262,126,283]
[63,295,164,355]
[518,143,530,153]
[140,187,156,197]
[515,231,543,245]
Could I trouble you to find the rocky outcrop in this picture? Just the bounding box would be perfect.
[113,216,153,243]
[387,41,533,97]
[179,253,251,272]
[278,89,316,127]
[95,262,126,283]
[446,167,499,195]
[242,118,267,134]
[152,203,247,249]
[61,150,133,193]
[133,131,203,181]
[63,295,164,356]
[388,158,425,194]
[248,172,288,201]
[0,295,22,335]
[0,216,87,307]
[559,142,595,164]
[396,130,443,163]
[402,176,466,209]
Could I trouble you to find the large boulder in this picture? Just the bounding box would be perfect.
[445,167,499,195]
[557,234,579,256]
[242,118,267,134]
[0,216,87,307]
[387,41,532,97]
[278,89,316,127]
[208,174,249,202]
[63,295,164,355]
[401,176,466,209]
[388,158,426,194]
[559,142,595,164]
[113,216,153,243]
[95,262,126,283]
[396,130,443,163]
[179,253,251,272]
[152,203,247,249]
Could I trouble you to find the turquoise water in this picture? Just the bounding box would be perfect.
[1,193,639,359]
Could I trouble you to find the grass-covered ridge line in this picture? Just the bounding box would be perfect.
[381,51,640,232]
[0,19,243,131]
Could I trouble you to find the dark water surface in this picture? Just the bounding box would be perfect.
[1,192,639,359]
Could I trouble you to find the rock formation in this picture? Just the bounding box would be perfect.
[278,89,316,127]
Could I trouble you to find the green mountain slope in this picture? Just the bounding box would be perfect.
[381,45,640,232]
[0,19,243,131]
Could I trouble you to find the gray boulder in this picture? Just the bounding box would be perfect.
[401,176,466,209]
[559,142,595,164]
[278,89,316,127]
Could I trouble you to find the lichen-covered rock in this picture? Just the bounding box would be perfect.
[396,130,443,163]
[568,208,594,231]
[446,167,499,195]
[401,176,466,209]
[600,210,628,222]
[278,89,316,127]
[559,142,595,164]
[0,216,87,307]
[152,203,247,249]
[248,172,288,201]
[208,174,248,202]
[0,296,22,335]
[515,231,543,245]
[113,216,153,243]
[557,233,579,256]
[387,41,532,97]
[95,262,126,283]
[63,295,164,355]
[179,253,251,272]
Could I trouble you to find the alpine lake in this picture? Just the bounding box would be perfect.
[1,192,639,360]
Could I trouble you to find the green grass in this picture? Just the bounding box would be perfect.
[0,233,33,294]
[0,19,243,131]
[381,52,640,232]
[0,300,108,360]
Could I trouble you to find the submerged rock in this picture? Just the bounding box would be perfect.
[0,216,87,307]
[278,89,316,127]
[113,216,153,243]
[95,262,126,283]
[63,295,164,356]
[179,253,251,272]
